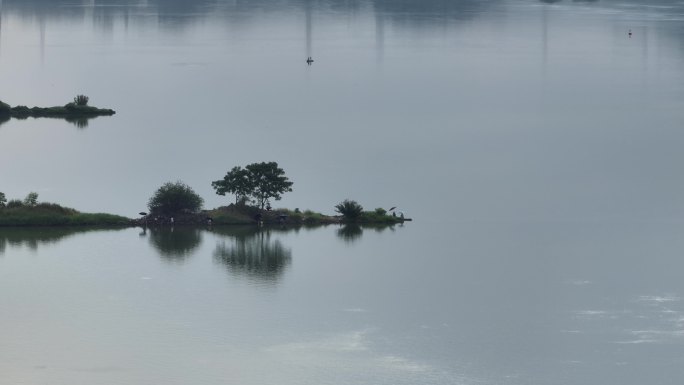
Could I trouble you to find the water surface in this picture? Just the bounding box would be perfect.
[2,0,684,383]
[3,222,684,384]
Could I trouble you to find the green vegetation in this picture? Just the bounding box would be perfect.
[335,199,364,220]
[195,205,337,226]
[202,205,328,225]
[205,205,257,225]
[148,181,204,216]
[23,192,39,207]
[359,210,402,223]
[276,208,335,224]
[0,201,130,227]
[334,200,404,223]
[74,94,89,106]
[0,96,115,126]
[0,165,410,227]
[212,162,293,209]
[6,199,23,208]
[212,166,252,204]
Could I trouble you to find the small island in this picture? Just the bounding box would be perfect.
[0,95,115,127]
[0,193,129,227]
[0,162,411,227]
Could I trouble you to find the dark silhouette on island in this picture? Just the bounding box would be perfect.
[0,176,411,227]
[0,96,115,128]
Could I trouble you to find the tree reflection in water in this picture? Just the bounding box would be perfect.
[148,227,202,262]
[212,227,292,282]
[0,114,10,127]
[337,223,363,243]
[64,117,90,129]
[336,223,397,244]
[0,227,125,254]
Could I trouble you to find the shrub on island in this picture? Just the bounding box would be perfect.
[334,199,364,221]
[334,200,404,223]
[148,181,204,216]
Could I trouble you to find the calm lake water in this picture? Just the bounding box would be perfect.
[2,0,684,384]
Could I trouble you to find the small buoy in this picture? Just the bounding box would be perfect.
[628,29,632,37]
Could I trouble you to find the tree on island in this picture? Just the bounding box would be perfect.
[73,95,89,106]
[0,192,6,208]
[211,166,253,205]
[23,192,39,207]
[246,162,294,209]
[148,181,203,216]
[212,162,293,209]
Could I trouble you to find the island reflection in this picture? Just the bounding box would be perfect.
[0,115,99,129]
[0,227,125,254]
[337,223,397,243]
[212,226,292,282]
[147,227,203,262]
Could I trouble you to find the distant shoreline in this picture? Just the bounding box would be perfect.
[0,203,411,228]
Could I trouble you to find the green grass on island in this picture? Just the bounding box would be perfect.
[0,203,405,227]
[147,204,404,226]
[0,203,130,227]
[0,202,406,227]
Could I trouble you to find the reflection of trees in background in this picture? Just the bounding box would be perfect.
[148,227,202,262]
[336,223,396,244]
[0,227,124,254]
[0,114,10,127]
[337,223,363,243]
[2,0,495,25]
[212,227,292,281]
[5,0,683,27]
[0,115,95,129]
[64,117,89,129]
